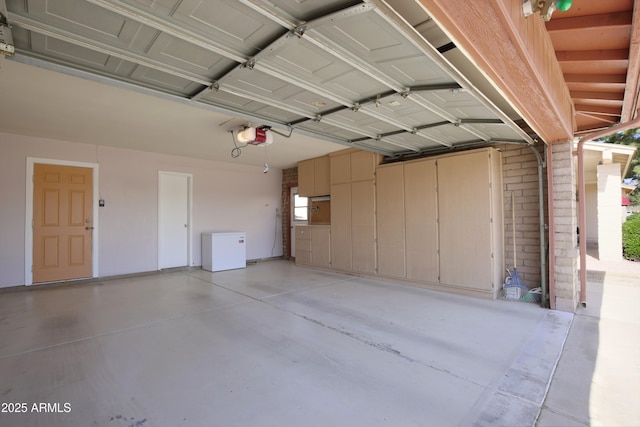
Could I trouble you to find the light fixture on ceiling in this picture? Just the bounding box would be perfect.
[523,0,572,21]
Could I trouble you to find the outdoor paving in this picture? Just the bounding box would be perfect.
[538,249,640,426]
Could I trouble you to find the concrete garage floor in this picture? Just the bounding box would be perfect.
[0,261,572,427]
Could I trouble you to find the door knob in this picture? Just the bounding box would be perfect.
[85,226,95,230]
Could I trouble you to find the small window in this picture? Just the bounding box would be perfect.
[294,193,308,221]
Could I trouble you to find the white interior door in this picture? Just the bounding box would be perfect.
[159,172,191,269]
[290,186,308,257]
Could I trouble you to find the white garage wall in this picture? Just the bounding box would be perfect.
[0,132,283,288]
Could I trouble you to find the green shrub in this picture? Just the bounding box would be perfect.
[622,213,640,261]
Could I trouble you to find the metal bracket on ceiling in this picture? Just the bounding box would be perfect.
[400,91,410,98]
[293,25,306,38]
[244,59,257,70]
[351,103,361,112]
[314,114,322,123]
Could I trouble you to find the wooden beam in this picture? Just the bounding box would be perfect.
[545,11,632,32]
[576,112,618,125]
[574,104,622,116]
[621,0,640,121]
[556,49,628,62]
[571,91,625,101]
[564,74,626,84]
[417,0,574,143]
[575,123,617,134]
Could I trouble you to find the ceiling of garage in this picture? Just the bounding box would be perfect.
[0,0,637,168]
[0,0,534,168]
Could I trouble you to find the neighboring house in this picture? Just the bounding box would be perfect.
[579,141,638,261]
[0,0,638,313]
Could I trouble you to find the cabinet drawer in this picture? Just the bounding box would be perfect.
[295,250,312,265]
[295,226,311,240]
[296,238,312,252]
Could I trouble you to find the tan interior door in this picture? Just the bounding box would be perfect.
[33,164,93,283]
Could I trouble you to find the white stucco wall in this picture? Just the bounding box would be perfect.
[585,183,598,244]
[0,132,283,288]
[597,163,622,261]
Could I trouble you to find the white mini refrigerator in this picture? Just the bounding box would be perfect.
[201,232,246,272]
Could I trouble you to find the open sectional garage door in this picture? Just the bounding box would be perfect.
[3,0,533,158]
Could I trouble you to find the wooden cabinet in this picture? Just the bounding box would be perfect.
[329,183,352,271]
[298,159,315,197]
[295,225,331,268]
[404,160,439,283]
[437,150,503,294]
[376,160,439,281]
[329,153,351,185]
[330,149,379,184]
[351,180,376,274]
[298,156,330,197]
[376,165,406,278]
[330,149,380,275]
[375,148,503,298]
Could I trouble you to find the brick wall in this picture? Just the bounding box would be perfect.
[281,167,298,259]
[550,141,579,312]
[498,143,548,290]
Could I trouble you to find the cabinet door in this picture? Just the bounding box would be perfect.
[331,183,352,271]
[438,152,493,290]
[311,227,331,268]
[295,226,312,265]
[351,180,376,274]
[298,159,314,197]
[376,165,406,278]
[314,156,330,195]
[405,160,439,282]
[351,151,376,182]
[330,153,351,184]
